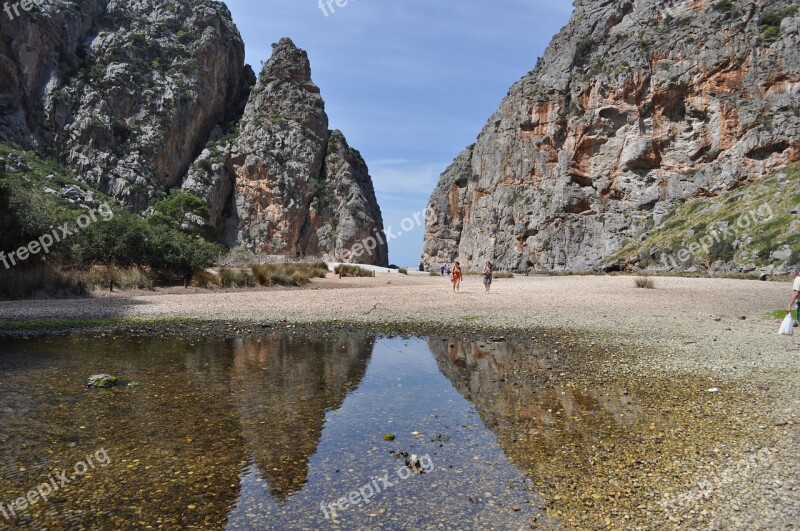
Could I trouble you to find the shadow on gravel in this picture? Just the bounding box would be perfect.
[0,295,153,327]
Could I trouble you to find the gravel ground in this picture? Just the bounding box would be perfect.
[1,273,798,529]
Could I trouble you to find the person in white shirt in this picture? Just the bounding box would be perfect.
[785,267,800,325]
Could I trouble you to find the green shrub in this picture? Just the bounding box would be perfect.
[251,263,327,287]
[289,271,307,286]
[269,271,292,286]
[111,118,132,144]
[76,213,150,266]
[147,191,217,240]
[309,261,330,274]
[759,6,797,41]
[0,166,76,260]
[574,37,594,67]
[79,214,223,280]
[144,228,223,279]
[128,33,147,45]
[494,271,514,279]
[762,25,780,41]
[708,238,736,263]
[398,268,408,275]
[79,266,153,291]
[293,261,329,278]
[760,10,785,28]
[251,264,272,286]
[114,266,153,290]
[712,0,733,13]
[0,144,223,297]
[76,199,224,280]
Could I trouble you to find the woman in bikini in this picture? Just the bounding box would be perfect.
[451,261,462,293]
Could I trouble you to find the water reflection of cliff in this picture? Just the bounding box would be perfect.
[429,338,643,481]
[229,335,373,499]
[0,334,374,529]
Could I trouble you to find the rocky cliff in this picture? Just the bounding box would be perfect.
[183,39,388,264]
[0,3,386,264]
[1,0,251,210]
[422,0,800,272]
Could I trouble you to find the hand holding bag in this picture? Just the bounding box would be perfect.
[779,313,794,336]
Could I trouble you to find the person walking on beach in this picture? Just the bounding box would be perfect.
[451,261,462,293]
[440,263,446,276]
[483,261,494,293]
[786,266,800,325]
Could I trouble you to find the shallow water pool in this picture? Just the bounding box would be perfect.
[0,330,750,529]
[0,333,560,529]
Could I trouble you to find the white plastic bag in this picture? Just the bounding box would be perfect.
[779,313,794,336]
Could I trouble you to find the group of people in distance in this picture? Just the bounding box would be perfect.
[438,261,494,294]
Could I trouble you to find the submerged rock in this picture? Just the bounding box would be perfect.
[86,374,118,388]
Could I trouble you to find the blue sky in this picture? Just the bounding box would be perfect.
[224,0,574,266]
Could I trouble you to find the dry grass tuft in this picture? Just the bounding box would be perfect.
[334,264,374,278]
[634,275,655,289]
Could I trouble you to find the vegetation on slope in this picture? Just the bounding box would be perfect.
[611,163,800,271]
[0,143,224,299]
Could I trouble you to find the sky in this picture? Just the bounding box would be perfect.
[224,0,575,266]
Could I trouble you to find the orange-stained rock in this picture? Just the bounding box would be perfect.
[422,0,800,272]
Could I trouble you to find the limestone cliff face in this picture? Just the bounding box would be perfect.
[422,0,800,272]
[1,5,386,263]
[183,39,388,265]
[0,0,251,211]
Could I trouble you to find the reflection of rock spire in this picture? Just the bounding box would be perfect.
[230,335,374,500]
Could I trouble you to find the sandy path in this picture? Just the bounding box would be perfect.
[0,273,794,353]
[0,273,788,324]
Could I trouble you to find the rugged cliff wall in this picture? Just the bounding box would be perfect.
[0,3,386,264]
[183,39,388,264]
[0,0,251,211]
[422,0,800,272]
